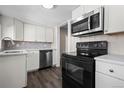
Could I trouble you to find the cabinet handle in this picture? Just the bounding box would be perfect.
[109,69,114,73]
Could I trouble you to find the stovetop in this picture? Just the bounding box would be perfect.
[62,41,108,59]
[63,52,103,58]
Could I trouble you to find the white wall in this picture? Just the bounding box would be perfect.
[67,20,80,52]
[52,26,60,67]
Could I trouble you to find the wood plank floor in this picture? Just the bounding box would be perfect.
[26,67,62,88]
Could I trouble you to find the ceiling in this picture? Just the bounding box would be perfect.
[0,5,79,27]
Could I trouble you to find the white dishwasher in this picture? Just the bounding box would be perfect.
[27,50,39,72]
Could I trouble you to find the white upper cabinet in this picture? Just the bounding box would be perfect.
[24,23,35,41]
[72,5,101,20]
[0,16,24,41]
[14,19,24,41]
[84,5,101,13]
[24,23,54,42]
[35,26,46,42]
[45,27,54,42]
[72,6,85,20]
[0,15,54,42]
[1,16,14,39]
[104,6,124,34]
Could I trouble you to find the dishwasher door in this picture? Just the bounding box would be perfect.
[40,50,52,69]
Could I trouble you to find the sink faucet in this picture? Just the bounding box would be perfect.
[1,37,15,46]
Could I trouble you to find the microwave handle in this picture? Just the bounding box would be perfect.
[88,17,90,30]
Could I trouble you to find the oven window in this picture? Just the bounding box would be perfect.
[66,63,84,84]
[90,13,100,29]
[72,17,89,33]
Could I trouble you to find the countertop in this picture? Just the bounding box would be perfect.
[0,50,28,56]
[25,48,56,51]
[0,48,56,56]
[62,52,77,56]
[95,54,124,65]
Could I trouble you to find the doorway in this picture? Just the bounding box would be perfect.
[60,24,68,56]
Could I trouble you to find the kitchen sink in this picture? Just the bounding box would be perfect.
[2,50,26,54]
[3,51,22,53]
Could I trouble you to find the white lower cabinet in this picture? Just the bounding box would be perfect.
[0,55,27,88]
[27,51,39,71]
[95,55,124,88]
[96,72,124,88]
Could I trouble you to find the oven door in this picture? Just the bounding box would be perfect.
[62,56,95,88]
[71,17,90,36]
[89,7,104,33]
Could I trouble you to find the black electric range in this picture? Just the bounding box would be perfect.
[61,41,108,88]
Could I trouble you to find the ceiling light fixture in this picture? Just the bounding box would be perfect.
[42,5,54,9]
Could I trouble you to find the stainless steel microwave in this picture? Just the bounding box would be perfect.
[71,7,104,36]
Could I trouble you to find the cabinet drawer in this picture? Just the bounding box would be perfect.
[96,61,124,80]
[96,72,124,88]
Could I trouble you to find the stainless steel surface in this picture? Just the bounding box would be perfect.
[72,6,104,36]
[40,50,52,69]
[89,6,104,33]
[1,37,15,45]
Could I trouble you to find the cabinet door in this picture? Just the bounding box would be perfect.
[96,72,124,88]
[24,24,35,41]
[84,5,100,13]
[35,26,46,42]
[72,6,85,20]
[27,51,39,71]
[0,55,26,88]
[14,19,24,41]
[1,16,14,39]
[0,24,1,50]
[45,27,54,42]
[104,5,124,34]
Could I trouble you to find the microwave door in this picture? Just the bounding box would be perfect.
[72,17,90,36]
[89,7,104,33]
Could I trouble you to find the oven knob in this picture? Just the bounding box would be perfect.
[101,42,106,47]
[94,44,98,48]
[98,44,102,48]
[80,44,82,48]
[81,44,83,48]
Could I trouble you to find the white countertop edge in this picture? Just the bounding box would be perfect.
[3,48,56,51]
[0,48,56,56]
[95,54,124,66]
[0,53,28,56]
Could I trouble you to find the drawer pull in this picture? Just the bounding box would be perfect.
[109,69,114,73]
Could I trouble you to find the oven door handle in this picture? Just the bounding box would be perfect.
[88,17,90,30]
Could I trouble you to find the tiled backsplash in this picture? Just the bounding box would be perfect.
[3,40,52,50]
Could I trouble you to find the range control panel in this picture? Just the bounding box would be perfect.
[76,41,108,49]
